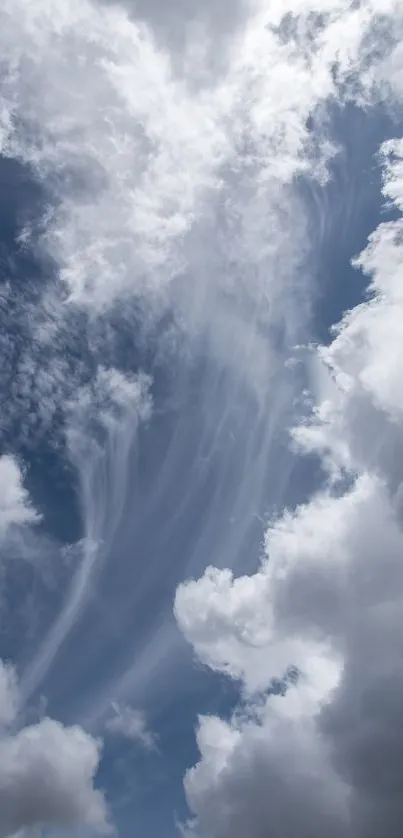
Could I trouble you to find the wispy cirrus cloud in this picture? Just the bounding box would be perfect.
[21,368,152,702]
[0,460,107,837]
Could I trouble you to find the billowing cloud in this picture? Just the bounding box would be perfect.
[183,709,350,838]
[0,662,108,838]
[0,456,40,540]
[0,718,109,838]
[175,120,403,838]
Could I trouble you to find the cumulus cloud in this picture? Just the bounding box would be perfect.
[175,107,403,838]
[106,703,156,751]
[0,456,39,540]
[0,718,109,838]
[178,473,403,837]
[0,662,108,838]
[184,709,350,838]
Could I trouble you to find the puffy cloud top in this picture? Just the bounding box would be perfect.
[0,718,109,838]
[0,661,109,838]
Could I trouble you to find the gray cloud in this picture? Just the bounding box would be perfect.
[0,661,109,838]
[0,717,109,837]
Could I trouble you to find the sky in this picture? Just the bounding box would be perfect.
[1,1,403,837]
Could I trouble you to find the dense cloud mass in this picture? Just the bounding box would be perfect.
[1,0,403,837]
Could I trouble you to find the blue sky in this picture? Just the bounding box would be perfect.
[1,3,403,838]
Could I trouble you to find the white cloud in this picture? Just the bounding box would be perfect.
[175,97,403,838]
[0,663,109,838]
[0,0,399,348]
[106,703,156,751]
[0,718,109,838]
[175,473,392,696]
[0,456,40,540]
[0,0,230,310]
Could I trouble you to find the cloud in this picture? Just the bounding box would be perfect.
[106,703,157,751]
[1,0,397,334]
[178,473,403,838]
[0,0,229,311]
[21,368,152,702]
[1,1,403,834]
[184,709,350,838]
[0,662,109,838]
[0,661,19,729]
[294,138,403,476]
[0,456,40,540]
[175,110,403,838]
[96,0,252,78]
[1,538,99,838]
[0,718,109,838]
[175,474,387,695]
